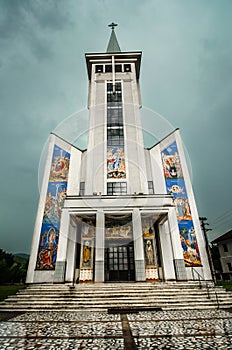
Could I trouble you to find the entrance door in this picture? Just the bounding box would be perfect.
[105,243,135,282]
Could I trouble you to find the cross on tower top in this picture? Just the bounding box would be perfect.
[108,22,118,30]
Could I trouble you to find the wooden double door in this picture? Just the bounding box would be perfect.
[105,243,135,282]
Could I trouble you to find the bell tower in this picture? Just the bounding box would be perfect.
[85,23,148,196]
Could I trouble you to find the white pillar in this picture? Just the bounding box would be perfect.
[95,210,105,282]
[159,219,176,280]
[65,219,77,283]
[54,208,70,283]
[168,207,187,280]
[133,209,146,281]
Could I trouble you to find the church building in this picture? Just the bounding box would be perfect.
[26,24,212,284]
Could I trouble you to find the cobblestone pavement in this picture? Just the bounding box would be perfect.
[0,309,231,349]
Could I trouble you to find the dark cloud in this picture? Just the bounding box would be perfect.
[0,0,72,62]
[0,0,71,37]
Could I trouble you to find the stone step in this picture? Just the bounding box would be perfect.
[0,306,224,312]
[0,299,231,307]
[16,289,229,296]
[25,282,215,290]
[4,293,229,302]
[1,299,224,307]
[14,292,231,300]
[1,283,231,312]
[20,286,224,293]
[0,303,227,312]
[24,282,214,289]
[0,300,223,308]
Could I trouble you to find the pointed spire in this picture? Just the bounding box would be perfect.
[106,22,121,53]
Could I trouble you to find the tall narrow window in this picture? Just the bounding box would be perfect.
[79,182,85,196]
[148,181,154,194]
[107,81,126,180]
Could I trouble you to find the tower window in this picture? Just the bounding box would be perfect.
[124,64,131,72]
[107,127,124,145]
[79,182,85,196]
[107,182,127,195]
[115,64,122,72]
[148,181,154,194]
[95,65,103,73]
[227,263,232,271]
[107,82,122,92]
[107,108,123,126]
[107,93,122,103]
[105,65,112,73]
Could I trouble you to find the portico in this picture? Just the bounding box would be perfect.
[53,194,186,284]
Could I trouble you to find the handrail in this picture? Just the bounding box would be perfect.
[191,267,219,309]
[191,267,205,288]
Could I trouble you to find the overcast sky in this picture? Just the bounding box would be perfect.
[1,0,232,254]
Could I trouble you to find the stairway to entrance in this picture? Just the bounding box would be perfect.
[0,282,231,312]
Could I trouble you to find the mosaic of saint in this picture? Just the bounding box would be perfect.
[36,225,59,270]
[161,141,201,267]
[142,218,157,267]
[77,216,96,270]
[36,145,70,270]
[107,146,126,179]
[161,147,183,179]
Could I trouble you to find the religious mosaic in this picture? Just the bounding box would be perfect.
[107,146,126,179]
[105,214,133,244]
[161,141,201,267]
[36,145,70,270]
[142,218,157,267]
[79,217,95,269]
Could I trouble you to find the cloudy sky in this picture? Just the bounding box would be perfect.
[1,0,232,254]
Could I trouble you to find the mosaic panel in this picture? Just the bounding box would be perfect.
[161,141,201,267]
[36,145,70,270]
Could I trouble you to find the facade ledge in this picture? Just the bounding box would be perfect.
[64,194,173,210]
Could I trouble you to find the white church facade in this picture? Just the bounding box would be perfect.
[26,25,212,284]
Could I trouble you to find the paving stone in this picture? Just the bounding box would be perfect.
[11,311,120,322]
[0,309,231,349]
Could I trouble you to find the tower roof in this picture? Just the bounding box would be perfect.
[106,22,121,53]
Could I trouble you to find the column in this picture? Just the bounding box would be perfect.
[65,219,77,283]
[95,210,105,282]
[168,207,187,280]
[159,219,176,280]
[53,208,70,283]
[133,209,146,281]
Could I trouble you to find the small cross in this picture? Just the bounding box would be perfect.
[108,22,118,30]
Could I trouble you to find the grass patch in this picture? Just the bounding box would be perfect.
[216,281,232,291]
[0,285,25,301]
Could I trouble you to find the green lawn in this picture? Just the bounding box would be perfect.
[216,281,232,291]
[0,285,25,301]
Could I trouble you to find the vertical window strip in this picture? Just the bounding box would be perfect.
[106,81,126,184]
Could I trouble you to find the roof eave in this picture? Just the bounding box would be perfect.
[85,51,142,80]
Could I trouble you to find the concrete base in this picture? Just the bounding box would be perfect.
[174,259,187,281]
[54,261,66,283]
[135,260,146,281]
